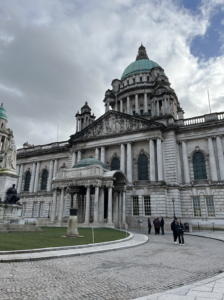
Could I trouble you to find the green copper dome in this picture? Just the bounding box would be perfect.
[72,158,108,170]
[0,103,7,121]
[121,59,160,80]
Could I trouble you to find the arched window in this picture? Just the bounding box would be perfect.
[138,154,149,180]
[111,158,120,171]
[193,152,207,180]
[41,170,48,190]
[24,172,31,191]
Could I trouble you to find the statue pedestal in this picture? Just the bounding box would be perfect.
[0,169,19,202]
[0,203,25,225]
[66,208,80,237]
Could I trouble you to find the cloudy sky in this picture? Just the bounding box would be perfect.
[1,0,224,148]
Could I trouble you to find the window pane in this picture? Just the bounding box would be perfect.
[144,196,151,216]
[192,196,201,216]
[138,154,149,180]
[33,202,38,217]
[140,110,144,116]
[133,79,135,83]
[206,196,215,217]
[140,77,142,82]
[148,110,151,116]
[24,172,31,191]
[41,170,48,190]
[111,158,120,171]
[193,152,207,180]
[132,196,139,216]
[40,203,44,217]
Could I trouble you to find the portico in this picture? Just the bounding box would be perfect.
[51,159,128,228]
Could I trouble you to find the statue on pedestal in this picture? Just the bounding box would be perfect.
[2,138,17,172]
[1,184,21,205]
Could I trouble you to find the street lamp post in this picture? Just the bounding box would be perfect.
[172,198,176,219]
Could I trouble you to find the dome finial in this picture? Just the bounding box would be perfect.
[136,44,149,61]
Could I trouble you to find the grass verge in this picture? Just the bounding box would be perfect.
[0,227,129,251]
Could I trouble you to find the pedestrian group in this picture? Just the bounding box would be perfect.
[147,216,185,245]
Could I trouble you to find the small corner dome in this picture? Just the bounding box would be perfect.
[72,158,108,170]
[0,103,8,121]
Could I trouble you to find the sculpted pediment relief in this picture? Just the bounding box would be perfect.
[71,111,163,142]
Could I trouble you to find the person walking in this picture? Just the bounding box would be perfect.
[148,218,152,234]
[161,217,165,235]
[153,217,157,235]
[171,217,178,244]
[155,218,161,235]
[176,219,185,245]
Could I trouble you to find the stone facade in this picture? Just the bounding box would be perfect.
[1,45,224,229]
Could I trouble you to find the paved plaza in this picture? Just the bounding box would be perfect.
[1,232,224,300]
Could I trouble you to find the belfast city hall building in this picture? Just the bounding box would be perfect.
[1,44,224,229]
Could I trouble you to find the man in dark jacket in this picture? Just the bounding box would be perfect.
[155,218,161,235]
[153,217,157,235]
[160,217,165,235]
[171,218,178,244]
[148,218,152,234]
[175,220,185,245]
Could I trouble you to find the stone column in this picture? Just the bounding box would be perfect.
[144,93,147,114]
[99,187,105,222]
[127,142,132,183]
[107,102,109,112]
[84,186,90,224]
[157,138,164,181]
[118,192,122,224]
[167,98,171,114]
[34,161,40,193]
[120,99,123,113]
[114,192,119,223]
[17,164,24,193]
[127,96,130,114]
[149,139,156,182]
[16,164,20,175]
[100,147,105,164]
[72,152,76,167]
[105,105,107,113]
[95,148,99,160]
[207,137,218,181]
[162,99,165,115]
[107,186,113,224]
[29,162,36,193]
[93,186,99,223]
[135,94,139,114]
[58,188,64,223]
[53,159,58,178]
[120,143,125,173]
[51,189,57,222]
[122,191,126,224]
[156,101,159,116]
[182,140,190,183]
[76,119,78,132]
[77,150,82,162]
[216,136,224,180]
[47,160,54,192]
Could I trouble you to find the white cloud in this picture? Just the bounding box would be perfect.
[0,0,224,147]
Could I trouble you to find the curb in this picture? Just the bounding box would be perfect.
[0,232,148,263]
[185,232,224,243]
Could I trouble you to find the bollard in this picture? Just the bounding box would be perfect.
[212,223,214,231]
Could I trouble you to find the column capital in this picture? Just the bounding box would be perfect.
[217,134,222,138]
[156,136,163,142]
[205,136,216,140]
[147,138,156,142]
[127,141,134,145]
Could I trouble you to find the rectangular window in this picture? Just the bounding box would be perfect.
[22,203,26,217]
[148,110,151,116]
[144,196,151,216]
[192,197,201,217]
[140,109,144,116]
[133,78,135,83]
[40,202,44,217]
[127,80,129,85]
[206,196,215,217]
[33,202,38,217]
[140,77,142,82]
[133,110,135,115]
[132,196,139,216]
[147,76,149,81]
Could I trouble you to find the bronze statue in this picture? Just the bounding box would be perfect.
[2,184,21,205]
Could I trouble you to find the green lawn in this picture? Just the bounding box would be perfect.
[0,227,129,251]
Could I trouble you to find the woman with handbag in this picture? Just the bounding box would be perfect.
[175,219,185,245]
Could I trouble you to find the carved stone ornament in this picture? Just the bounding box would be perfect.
[72,111,161,141]
[195,146,200,152]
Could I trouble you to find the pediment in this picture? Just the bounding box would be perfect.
[70,111,164,142]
